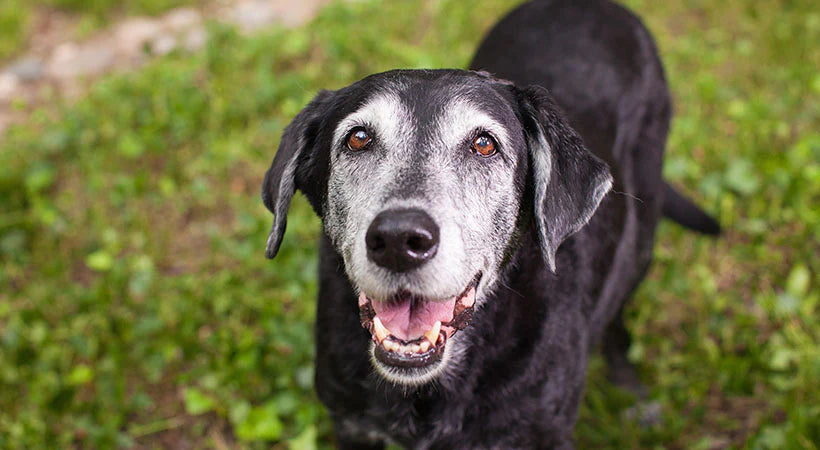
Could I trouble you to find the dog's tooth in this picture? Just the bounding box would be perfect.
[420,340,431,352]
[425,321,441,345]
[358,292,368,307]
[373,317,389,343]
[410,343,421,353]
[383,339,397,352]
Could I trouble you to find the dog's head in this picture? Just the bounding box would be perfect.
[262,70,611,385]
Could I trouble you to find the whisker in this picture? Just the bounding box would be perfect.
[610,189,644,203]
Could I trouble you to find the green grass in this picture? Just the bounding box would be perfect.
[0,0,200,63]
[0,0,30,61]
[1,0,818,448]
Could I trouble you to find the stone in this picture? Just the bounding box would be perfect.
[116,18,163,56]
[275,0,326,28]
[7,56,45,82]
[151,35,177,56]
[47,41,116,79]
[183,27,208,52]
[0,72,20,102]
[231,0,278,32]
[230,0,328,31]
[163,7,202,31]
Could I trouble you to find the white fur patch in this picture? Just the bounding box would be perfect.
[435,97,511,151]
[332,92,410,152]
[531,131,555,271]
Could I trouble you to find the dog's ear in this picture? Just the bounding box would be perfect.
[262,90,335,259]
[517,85,613,272]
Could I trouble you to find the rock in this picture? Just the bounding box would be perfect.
[163,8,202,31]
[231,0,278,32]
[47,41,116,79]
[151,34,177,56]
[7,56,45,82]
[230,0,327,31]
[116,18,163,56]
[51,42,78,62]
[275,0,326,28]
[0,72,20,102]
[183,27,208,52]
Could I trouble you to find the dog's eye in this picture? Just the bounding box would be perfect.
[471,133,497,157]
[346,127,372,151]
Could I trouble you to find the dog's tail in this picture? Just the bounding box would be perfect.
[662,181,721,235]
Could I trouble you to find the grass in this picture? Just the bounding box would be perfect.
[0,0,818,448]
[0,0,201,63]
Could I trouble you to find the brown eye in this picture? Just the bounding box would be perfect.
[347,128,372,151]
[471,133,497,157]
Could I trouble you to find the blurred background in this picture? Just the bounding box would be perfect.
[0,0,818,448]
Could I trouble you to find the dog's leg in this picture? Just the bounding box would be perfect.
[601,304,645,397]
[604,304,666,427]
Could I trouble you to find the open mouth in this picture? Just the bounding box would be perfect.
[358,273,481,369]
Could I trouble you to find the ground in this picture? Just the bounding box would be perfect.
[0,0,818,448]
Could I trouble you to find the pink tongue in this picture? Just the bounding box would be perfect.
[371,296,456,341]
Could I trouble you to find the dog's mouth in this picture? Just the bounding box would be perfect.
[358,273,481,369]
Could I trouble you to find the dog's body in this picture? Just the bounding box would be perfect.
[262,0,719,448]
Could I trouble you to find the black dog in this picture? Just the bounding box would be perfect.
[262,0,719,447]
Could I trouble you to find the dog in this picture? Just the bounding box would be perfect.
[262,0,720,447]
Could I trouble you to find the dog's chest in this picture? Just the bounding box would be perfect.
[356,394,468,449]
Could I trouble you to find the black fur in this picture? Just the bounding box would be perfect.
[261,0,719,447]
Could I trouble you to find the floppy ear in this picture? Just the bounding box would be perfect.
[261,90,335,259]
[517,85,613,272]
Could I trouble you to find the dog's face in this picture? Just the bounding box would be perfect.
[262,70,611,385]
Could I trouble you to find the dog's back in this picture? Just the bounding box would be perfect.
[471,0,667,168]
[471,0,719,393]
[472,0,696,341]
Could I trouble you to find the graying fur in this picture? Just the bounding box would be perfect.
[323,86,524,384]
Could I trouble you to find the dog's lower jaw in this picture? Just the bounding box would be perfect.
[368,335,459,387]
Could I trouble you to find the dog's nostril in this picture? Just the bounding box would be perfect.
[366,208,440,272]
[406,233,433,255]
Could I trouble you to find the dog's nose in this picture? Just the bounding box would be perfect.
[365,208,439,272]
